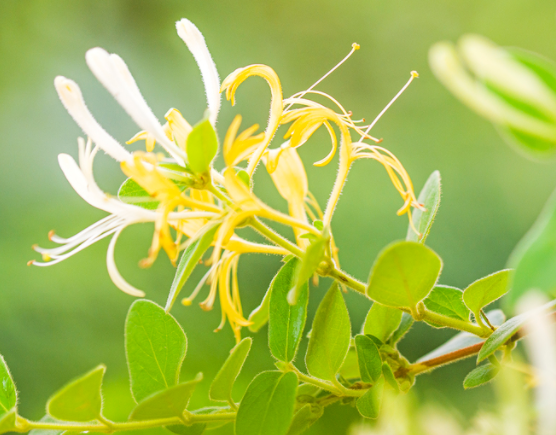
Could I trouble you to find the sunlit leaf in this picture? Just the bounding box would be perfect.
[288,236,326,305]
[355,335,382,384]
[463,364,499,389]
[382,363,399,393]
[0,355,16,419]
[406,170,441,243]
[390,313,414,345]
[165,223,220,311]
[363,303,402,343]
[235,371,298,435]
[186,118,218,175]
[125,300,187,402]
[269,258,308,362]
[118,178,191,210]
[425,285,470,328]
[130,374,202,420]
[0,410,16,435]
[367,241,442,310]
[306,284,351,382]
[286,403,323,435]
[46,365,105,422]
[339,348,360,381]
[209,338,252,403]
[356,378,384,419]
[248,284,272,333]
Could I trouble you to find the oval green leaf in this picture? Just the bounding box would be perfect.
[363,303,402,343]
[508,187,556,308]
[286,403,323,435]
[235,371,298,435]
[463,364,499,389]
[125,300,187,402]
[306,283,351,382]
[0,410,16,435]
[269,258,309,363]
[130,373,203,420]
[425,285,470,327]
[406,170,441,243]
[390,313,414,345]
[356,377,385,419]
[165,223,220,312]
[0,355,16,419]
[381,363,399,394]
[248,283,272,333]
[367,241,443,310]
[209,338,252,403]
[46,365,105,422]
[355,335,382,384]
[186,118,218,175]
[287,236,326,305]
[463,270,511,319]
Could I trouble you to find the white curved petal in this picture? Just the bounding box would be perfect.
[176,19,221,125]
[107,229,146,297]
[54,76,131,162]
[85,48,185,163]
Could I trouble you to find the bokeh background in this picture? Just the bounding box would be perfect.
[2,0,556,433]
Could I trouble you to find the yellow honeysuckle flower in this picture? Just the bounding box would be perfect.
[223,114,265,167]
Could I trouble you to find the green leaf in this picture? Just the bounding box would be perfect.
[306,283,351,382]
[129,373,202,420]
[0,355,16,418]
[424,285,470,327]
[186,118,218,175]
[248,283,272,333]
[356,378,384,419]
[46,365,105,422]
[478,299,556,362]
[389,313,414,345]
[165,223,220,311]
[418,309,506,362]
[209,338,252,403]
[381,364,399,393]
[269,258,309,362]
[463,364,499,389]
[286,403,323,435]
[406,171,441,243]
[166,407,230,435]
[287,235,327,305]
[125,300,187,402]
[235,371,298,435]
[355,335,382,384]
[463,270,511,320]
[0,409,16,435]
[118,178,191,210]
[363,303,402,343]
[508,187,556,308]
[339,348,360,380]
[367,241,442,310]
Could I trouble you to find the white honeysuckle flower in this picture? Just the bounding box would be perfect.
[54,76,131,162]
[85,47,186,164]
[176,18,221,126]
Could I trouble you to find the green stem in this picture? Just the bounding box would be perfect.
[17,412,237,434]
[327,267,366,295]
[288,364,363,397]
[208,183,231,204]
[249,218,304,258]
[421,308,490,337]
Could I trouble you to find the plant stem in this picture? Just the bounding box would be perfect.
[288,364,364,397]
[405,342,484,376]
[420,308,490,337]
[249,218,304,258]
[16,412,237,433]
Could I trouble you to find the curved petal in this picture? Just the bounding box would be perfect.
[176,19,221,126]
[107,228,146,297]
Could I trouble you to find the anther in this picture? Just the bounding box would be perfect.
[27,260,35,266]
[352,43,361,50]
[48,230,56,241]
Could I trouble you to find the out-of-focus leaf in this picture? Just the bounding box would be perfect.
[46,365,105,422]
[248,283,272,333]
[125,300,186,402]
[463,270,511,320]
[306,284,351,382]
[235,371,298,435]
[165,223,220,311]
[508,187,556,308]
[463,364,499,389]
[209,338,252,403]
[406,171,441,243]
[478,299,556,362]
[130,374,202,420]
[425,285,470,328]
[363,303,402,343]
[0,355,16,419]
[0,410,16,435]
[356,378,385,419]
[367,241,442,310]
[381,364,399,394]
[390,313,414,345]
[286,404,323,435]
[269,258,308,363]
[355,335,382,384]
[288,236,326,305]
[186,118,218,175]
[118,178,191,210]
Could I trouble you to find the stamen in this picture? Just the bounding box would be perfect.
[358,71,419,141]
[285,43,361,110]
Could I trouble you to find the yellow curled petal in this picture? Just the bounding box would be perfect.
[165,108,192,150]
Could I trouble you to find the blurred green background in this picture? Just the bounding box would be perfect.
[1,0,556,433]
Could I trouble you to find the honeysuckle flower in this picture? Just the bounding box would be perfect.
[33,17,424,342]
